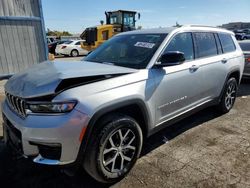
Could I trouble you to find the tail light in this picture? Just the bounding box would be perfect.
[61,46,67,49]
[246,57,250,63]
[48,45,52,48]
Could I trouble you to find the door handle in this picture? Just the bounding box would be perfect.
[189,65,199,71]
[221,58,228,63]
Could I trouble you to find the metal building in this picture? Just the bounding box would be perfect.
[221,22,250,30]
[0,0,47,75]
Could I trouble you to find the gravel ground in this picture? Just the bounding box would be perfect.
[0,80,250,188]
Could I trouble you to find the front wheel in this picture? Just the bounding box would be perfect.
[217,77,238,113]
[83,114,143,183]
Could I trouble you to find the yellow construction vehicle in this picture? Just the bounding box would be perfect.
[80,10,140,51]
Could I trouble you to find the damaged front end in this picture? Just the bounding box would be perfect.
[4,61,137,118]
[2,60,138,164]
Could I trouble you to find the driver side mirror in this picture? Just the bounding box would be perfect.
[156,51,185,67]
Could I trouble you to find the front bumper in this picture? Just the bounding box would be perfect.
[2,100,90,165]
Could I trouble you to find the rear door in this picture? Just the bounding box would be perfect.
[191,32,228,99]
[196,32,239,99]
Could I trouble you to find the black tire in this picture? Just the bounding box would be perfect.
[83,114,143,183]
[71,49,79,57]
[217,77,238,113]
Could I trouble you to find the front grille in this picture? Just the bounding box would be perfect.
[6,92,26,118]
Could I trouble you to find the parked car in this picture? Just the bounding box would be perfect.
[235,33,250,40]
[243,34,250,40]
[2,26,244,183]
[56,40,88,57]
[242,29,250,34]
[239,40,250,77]
[48,40,70,55]
[235,33,245,40]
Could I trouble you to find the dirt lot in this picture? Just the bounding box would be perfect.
[0,80,250,188]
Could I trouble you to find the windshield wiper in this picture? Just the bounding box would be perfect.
[84,59,115,65]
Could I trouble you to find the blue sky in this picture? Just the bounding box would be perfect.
[42,0,250,33]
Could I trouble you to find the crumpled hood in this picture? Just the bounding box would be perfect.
[5,61,138,98]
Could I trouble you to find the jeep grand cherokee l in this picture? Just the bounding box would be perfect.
[2,26,244,183]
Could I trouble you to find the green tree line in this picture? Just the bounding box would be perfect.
[47,29,72,36]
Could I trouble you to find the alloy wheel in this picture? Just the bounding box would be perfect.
[225,81,237,110]
[102,128,136,173]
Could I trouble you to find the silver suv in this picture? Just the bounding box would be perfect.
[2,26,244,183]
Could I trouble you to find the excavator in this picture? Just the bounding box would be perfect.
[80,10,140,51]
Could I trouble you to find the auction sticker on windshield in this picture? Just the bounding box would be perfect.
[134,42,155,48]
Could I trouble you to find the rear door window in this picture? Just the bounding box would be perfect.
[194,32,217,58]
[218,33,236,53]
[164,32,194,61]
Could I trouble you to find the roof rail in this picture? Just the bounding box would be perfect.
[182,25,220,29]
[180,25,234,34]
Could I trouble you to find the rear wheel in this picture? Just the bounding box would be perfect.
[71,49,79,57]
[83,114,143,183]
[217,77,238,113]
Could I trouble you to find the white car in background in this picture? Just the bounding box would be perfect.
[56,40,88,57]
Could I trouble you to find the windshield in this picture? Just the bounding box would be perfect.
[239,42,250,51]
[84,33,167,69]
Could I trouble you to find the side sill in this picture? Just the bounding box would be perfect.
[147,98,219,137]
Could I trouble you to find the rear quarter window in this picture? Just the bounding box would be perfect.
[218,33,236,53]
